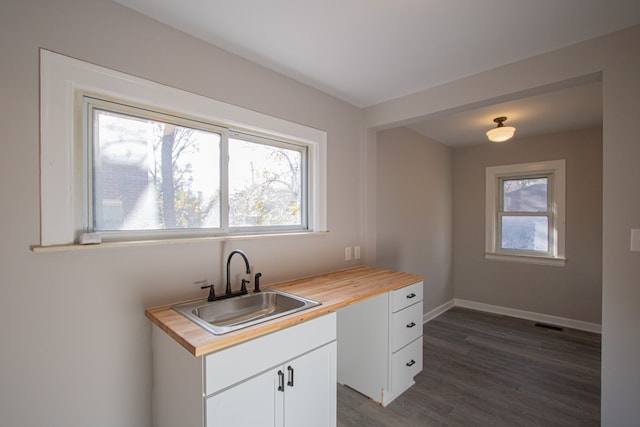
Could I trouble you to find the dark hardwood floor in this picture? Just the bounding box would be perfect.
[337,307,601,426]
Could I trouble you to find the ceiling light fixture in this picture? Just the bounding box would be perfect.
[486,116,516,142]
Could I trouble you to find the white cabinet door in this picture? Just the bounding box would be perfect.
[153,313,337,427]
[207,341,336,427]
[284,341,336,427]
[206,366,280,427]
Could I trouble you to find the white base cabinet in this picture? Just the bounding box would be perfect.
[206,341,335,427]
[152,313,336,427]
[337,281,423,406]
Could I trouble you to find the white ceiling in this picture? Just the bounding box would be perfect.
[113,0,639,146]
[408,79,603,147]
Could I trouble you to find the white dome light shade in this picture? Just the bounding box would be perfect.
[486,116,516,142]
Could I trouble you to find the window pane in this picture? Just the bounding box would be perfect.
[228,137,303,227]
[503,178,548,212]
[501,216,548,252]
[92,109,220,231]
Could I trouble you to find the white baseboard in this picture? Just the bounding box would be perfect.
[422,298,601,334]
[454,299,602,334]
[422,299,455,324]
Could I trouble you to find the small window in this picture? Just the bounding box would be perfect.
[486,160,566,266]
[499,176,551,253]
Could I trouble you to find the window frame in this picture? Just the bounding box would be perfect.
[39,49,327,247]
[83,96,227,239]
[485,160,566,266]
[497,174,553,256]
[226,131,309,234]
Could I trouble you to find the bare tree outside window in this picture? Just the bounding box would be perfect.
[89,104,306,237]
[500,177,550,252]
[228,137,303,227]
[92,109,220,231]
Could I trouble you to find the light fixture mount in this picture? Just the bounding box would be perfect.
[486,116,516,142]
[493,116,507,126]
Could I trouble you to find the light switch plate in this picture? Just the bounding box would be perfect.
[631,229,640,252]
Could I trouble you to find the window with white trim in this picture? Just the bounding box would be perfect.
[39,50,326,247]
[485,160,566,266]
[84,97,307,240]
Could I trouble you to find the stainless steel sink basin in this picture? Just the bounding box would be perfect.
[173,289,321,335]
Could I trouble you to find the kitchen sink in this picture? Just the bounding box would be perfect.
[173,289,321,335]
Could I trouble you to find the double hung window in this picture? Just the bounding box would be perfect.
[485,160,566,266]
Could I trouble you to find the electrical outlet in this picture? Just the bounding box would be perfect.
[631,229,640,252]
[345,247,352,261]
[354,246,361,259]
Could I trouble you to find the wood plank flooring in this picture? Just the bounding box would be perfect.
[337,307,601,426]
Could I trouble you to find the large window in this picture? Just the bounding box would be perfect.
[38,50,326,247]
[485,160,566,266]
[85,98,307,240]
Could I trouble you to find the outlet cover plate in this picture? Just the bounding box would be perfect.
[631,229,640,252]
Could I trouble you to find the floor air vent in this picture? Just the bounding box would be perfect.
[534,322,564,331]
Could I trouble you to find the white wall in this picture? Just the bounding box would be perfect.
[2,1,639,425]
[376,127,454,313]
[0,1,363,426]
[453,127,602,323]
[364,25,640,426]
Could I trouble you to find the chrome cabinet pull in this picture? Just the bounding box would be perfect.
[287,365,294,387]
[406,359,416,367]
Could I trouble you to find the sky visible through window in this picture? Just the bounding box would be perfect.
[92,108,302,232]
[500,177,549,252]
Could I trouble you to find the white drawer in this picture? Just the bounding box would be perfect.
[390,337,422,393]
[390,282,423,313]
[390,302,423,353]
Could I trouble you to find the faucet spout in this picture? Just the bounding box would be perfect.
[226,250,251,295]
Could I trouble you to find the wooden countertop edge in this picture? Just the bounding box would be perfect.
[146,266,423,357]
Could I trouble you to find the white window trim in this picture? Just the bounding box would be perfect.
[38,49,327,247]
[485,160,566,267]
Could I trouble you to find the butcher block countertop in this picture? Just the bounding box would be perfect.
[146,266,423,357]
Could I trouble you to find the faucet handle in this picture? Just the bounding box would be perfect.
[201,284,216,301]
[240,279,249,294]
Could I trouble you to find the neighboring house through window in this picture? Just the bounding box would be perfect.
[485,160,566,266]
[38,50,326,247]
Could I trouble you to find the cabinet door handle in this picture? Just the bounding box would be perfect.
[406,359,416,367]
[287,365,294,387]
[277,370,285,392]
[406,321,416,328]
[406,293,416,299]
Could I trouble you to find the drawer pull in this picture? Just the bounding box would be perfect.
[406,321,416,328]
[406,359,416,367]
[277,370,285,391]
[287,365,294,387]
[406,293,416,299]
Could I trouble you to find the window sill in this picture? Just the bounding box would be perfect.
[484,253,566,267]
[31,231,330,253]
